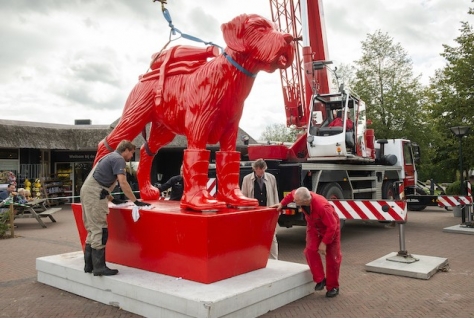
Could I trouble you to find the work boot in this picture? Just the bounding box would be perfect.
[326,288,339,298]
[215,151,258,207]
[180,149,226,211]
[314,278,326,291]
[84,244,93,273]
[91,248,118,276]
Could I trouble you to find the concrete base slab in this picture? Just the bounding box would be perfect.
[443,224,474,235]
[365,252,448,280]
[37,252,313,318]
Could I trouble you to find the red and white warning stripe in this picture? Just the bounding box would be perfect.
[467,181,472,197]
[437,195,472,207]
[330,200,407,222]
[207,178,217,196]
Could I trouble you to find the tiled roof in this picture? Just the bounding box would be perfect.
[0,119,257,150]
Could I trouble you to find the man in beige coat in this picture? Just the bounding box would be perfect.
[241,158,279,259]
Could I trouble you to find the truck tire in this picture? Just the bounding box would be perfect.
[319,183,345,229]
[382,181,395,199]
[339,219,345,230]
[319,182,344,200]
[380,181,396,226]
[407,186,427,211]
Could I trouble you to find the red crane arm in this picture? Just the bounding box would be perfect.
[269,0,330,129]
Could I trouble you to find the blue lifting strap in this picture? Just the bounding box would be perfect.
[160,7,257,78]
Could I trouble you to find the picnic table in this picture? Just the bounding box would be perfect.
[1,198,62,228]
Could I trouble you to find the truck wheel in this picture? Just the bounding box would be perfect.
[319,183,345,229]
[407,186,427,211]
[340,219,345,230]
[382,181,395,199]
[319,183,344,200]
[379,181,397,225]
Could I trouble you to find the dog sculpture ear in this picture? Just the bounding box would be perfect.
[221,14,248,53]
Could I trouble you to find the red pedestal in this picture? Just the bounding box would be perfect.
[71,202,278,284]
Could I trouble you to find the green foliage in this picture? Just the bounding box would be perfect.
[333,63,356,89]
[350,5,474,182]
[425,15,474,182]
[260,123,303,143]
[352,30,426,143]
[445,180,461,195]
[0,210,11,237]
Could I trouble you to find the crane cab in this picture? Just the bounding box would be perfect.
[307,89,374,161]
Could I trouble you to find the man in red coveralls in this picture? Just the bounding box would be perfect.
[328,110,353,130]
[276,187,341,298]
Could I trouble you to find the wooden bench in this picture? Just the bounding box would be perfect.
[13,204,62,228]
[37,207,62,222]
[28,198,48,212]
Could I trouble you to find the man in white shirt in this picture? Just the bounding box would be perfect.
[241,159,279,259]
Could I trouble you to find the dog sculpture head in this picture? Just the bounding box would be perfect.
[221,14,294,73]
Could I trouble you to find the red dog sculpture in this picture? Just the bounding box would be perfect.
[94,13,294,211]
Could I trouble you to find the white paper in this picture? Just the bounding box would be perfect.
[132,206,140,222]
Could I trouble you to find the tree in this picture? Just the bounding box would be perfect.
[426,14,474,182]
[349,30,443,181]
[352,30,427,143]
[332,63,356,90]
[260,123,302,143]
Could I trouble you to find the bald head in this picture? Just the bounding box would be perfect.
[294,187,311,205]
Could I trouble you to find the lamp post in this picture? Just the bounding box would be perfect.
[450,126,471,223]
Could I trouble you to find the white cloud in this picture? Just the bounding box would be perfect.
[0,0,473,140]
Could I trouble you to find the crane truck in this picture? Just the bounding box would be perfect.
[236,0,432,228]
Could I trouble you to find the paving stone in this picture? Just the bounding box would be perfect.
[0,205,473,317]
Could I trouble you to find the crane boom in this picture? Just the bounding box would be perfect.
[269,0,330,129]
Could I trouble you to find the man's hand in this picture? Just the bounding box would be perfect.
[111,198,128,205]
[271,203,282,211]
[134,200,151,207]
[318,242,327,255]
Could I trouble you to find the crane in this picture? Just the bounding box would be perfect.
[211,1,431,224]
[249,0,376,162]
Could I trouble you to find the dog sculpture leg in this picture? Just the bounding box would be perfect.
[95,140,113,166]
[216,151,259,207]
[180,149,226,211]
[94,80,157,165]
[137,124,176,200]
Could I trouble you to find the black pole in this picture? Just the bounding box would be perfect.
[459,136,463,193]
[459,136,466,223]
[450,126,471,225]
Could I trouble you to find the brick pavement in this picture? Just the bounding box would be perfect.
[1,204,473,318]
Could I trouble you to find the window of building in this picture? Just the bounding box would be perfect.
[0,149,19,159]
